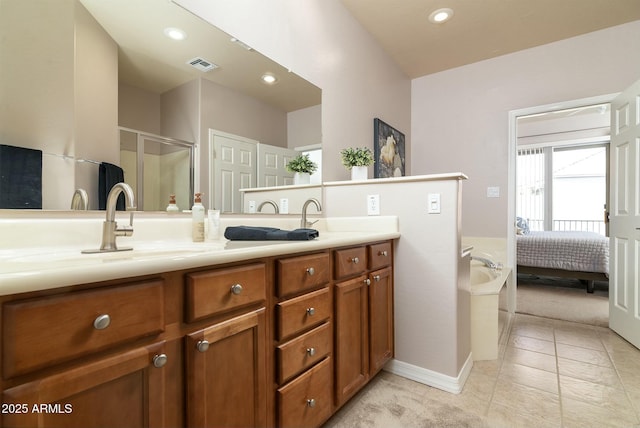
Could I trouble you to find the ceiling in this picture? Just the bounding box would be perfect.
[79,0,321,112]
[340,0,640,78]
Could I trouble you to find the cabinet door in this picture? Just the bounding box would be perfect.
[185,308,266,428]
[2,341,173,428]
[369,267,394,375]
[334,275,369,406]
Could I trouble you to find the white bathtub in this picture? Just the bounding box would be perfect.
[469,260,511,361]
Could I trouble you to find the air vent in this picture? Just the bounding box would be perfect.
[187,57,218,72]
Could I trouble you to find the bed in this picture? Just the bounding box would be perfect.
[516,230,609,293]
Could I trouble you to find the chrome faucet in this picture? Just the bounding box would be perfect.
[82,183,136,253]
[70,188,88,210]
[471,256,502,270]
[300,198,322,228]
[257,199,279,213]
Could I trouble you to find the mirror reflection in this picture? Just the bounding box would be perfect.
[0,0,321,212]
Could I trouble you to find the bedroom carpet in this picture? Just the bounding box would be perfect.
[514,274,609,327]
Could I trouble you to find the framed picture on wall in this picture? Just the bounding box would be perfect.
[373,118,406,178]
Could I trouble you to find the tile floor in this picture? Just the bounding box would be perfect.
[325,312,640,427]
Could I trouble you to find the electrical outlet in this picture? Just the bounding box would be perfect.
[279,198,289,214]
[428,193,441,214]
[367,194,380,215]
[248,200,256,213]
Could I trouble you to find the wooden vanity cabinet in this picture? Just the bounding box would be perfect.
[334,242,394,407]
[183,263,268,428]
[274,251,333,428]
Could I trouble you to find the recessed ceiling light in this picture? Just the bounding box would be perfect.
[428,8,454,24]
[164,27,187,41]
[261,74,278,85]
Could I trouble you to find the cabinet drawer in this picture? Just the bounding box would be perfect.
[2,280,164,378]
[334,246,367,279]
[277,287,331,340]
[368,242,392,270]
[277,322,332,384]
[186,263,266,322]
[277,357,333,428]
[277,253,330,297]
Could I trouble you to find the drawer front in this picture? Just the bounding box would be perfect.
[368,242,392,270]
[277,322,332,384]
[186,263,266,322]
[334,246,367,279]
[277,357,333,428]
[277,287,331,340]
[3,280,164,378]
[277,253,330,297]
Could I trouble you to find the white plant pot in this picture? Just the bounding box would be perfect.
[350,166,368,180]
[294,172,311,185]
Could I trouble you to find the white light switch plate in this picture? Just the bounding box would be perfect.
[428,193,441,214]
[367,194,380,215]
[280,198,289,214]
[487,186,500,198]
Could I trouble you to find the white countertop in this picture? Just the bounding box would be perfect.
[0,215,399,296]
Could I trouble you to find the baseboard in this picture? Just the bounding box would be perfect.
[384,353,474,394]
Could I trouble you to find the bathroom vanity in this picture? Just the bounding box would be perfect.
[0,215,398,428]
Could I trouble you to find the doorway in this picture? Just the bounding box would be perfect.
[506,94,617,319]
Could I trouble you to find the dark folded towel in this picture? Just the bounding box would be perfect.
[0,144,42,209]
[224,226,319,241]
[98,162,125,211]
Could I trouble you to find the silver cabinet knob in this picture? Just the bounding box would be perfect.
[307,347,316,357]
[152,353,168,368]
[93,314,111,330]
[230,283,243,295]
[306,307,315,316]
[350,257,360,264]
[373,275,381,282]
[196,340,210,353]
[364,278,371,286]
[307,399,316,408]
[379,250,388,256]
[306,267,315,276]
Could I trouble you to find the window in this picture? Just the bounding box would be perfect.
[517,144,608,235]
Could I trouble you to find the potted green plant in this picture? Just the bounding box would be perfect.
[340,147,374,180]
[286,153,317,185]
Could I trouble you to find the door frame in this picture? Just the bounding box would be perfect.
[506,93,618,313]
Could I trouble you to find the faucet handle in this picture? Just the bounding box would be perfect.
[306,219,319,227]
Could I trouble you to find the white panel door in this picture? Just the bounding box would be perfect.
[257,143,296,187]
[210,130,257,213]
[609,78,640,349]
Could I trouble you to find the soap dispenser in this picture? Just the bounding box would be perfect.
[192,193,205,242]
[166,194,179,212]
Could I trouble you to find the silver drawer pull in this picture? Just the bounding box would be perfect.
[306,307,316,316]
[307,399,316,408]
[350,257,359,264]
[373,275,381,282]
[93,314,111,330]
[196,340,210,353]
[152,353,168,368]
[306,267,315,276]
[307,347,316,357]
[230,283,243,295]
[364,278,371,286]
[378,250,388,256]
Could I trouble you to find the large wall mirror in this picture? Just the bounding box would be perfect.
[0,0,321,212]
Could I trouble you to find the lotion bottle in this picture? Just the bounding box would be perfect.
[192,193,205,242]
[166,194,179,212]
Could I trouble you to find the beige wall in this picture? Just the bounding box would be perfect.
[411,20,640,238]
[175,0,412,183]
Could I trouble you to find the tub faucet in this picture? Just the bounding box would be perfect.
[82,183,136,253]
[257,199,279,213]
[301,198,322,228]
[471,256,502,270]
[70,188,88,210]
